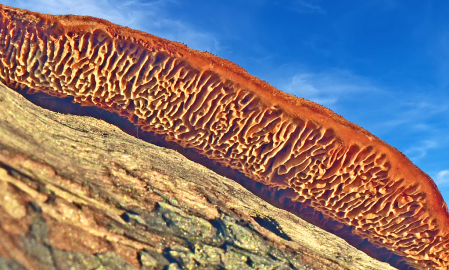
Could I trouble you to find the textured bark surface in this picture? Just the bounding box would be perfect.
[0,82,399,270]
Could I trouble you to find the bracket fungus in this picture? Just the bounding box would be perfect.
[0,4,448,270]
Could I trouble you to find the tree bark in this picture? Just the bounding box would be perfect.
[0,82,397,270]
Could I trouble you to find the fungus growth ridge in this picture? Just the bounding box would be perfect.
[0,4,448,270]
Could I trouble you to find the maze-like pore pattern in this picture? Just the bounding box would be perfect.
[1,7,448,269]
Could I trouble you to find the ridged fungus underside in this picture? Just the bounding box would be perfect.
[0,5,448,270]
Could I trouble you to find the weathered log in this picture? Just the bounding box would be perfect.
[0,81,396,269]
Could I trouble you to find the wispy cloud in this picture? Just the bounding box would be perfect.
[374,100,449,131]
[4,0,220,53]
[288,0,326,14]
[404,139,439,161]
[136,15,220,53]
[435,170,449,185]
[282,69,378,107]
[10,0,137,26]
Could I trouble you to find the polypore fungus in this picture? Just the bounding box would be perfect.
[0,4,448,270]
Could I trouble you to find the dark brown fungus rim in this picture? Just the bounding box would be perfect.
[0,4,448,270]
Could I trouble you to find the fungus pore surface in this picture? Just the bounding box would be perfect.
[1,5,448,270]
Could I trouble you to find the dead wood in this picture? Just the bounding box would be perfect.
[0,82,397,270]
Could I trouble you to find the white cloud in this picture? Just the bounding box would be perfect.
[7,0,136,26]
[3,0,220,53]
[282,69,378,107]
[283,73,338,106]
[404,139,439,161]
[136,15,220,53]
[435,170,449,185]
[289,1,326,14]
[374,100,448,131]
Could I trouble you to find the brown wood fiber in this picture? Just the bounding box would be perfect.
[0,4,448,269]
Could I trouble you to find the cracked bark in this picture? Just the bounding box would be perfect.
[0,82,397,270]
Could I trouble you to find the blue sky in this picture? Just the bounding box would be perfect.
[5,0,449,203]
